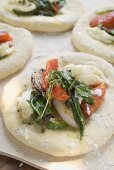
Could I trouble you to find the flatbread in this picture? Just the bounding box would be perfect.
[72,5,114,63]
[1,52,114,156]
[0,0,84,32]
[0,22,33,80]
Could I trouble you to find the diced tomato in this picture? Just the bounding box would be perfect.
[0,31,12,43]
[46,59,58,72]
[42,59,58,90]
[81,83,106,117]
[52,84,69,101]
[90,11,114,29]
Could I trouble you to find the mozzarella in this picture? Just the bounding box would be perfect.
[53,100,78,128]
[17,90,33,120]
[64,64,105,86]
[0,41,14,58]
[87,27,114,44]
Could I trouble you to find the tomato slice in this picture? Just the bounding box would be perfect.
[46,59,58,72]
[90,11,114,29]
[42,59,58,90]
[0,31,12,43]
[52,84,69,101]
[81,83,106,117]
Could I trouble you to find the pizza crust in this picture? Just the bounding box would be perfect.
[72,5,114,63]
[0,0,84,32]
[1,52,114,156]
[0,22,33,80]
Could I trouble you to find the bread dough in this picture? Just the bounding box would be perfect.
[0,22,33,80]
[72,5,114,63]
[1,52,114,156]
[0,0,84,32]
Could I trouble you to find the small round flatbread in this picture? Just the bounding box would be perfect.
[0,22,33,80]
[0,0,84,32]
[72,5,114,63]
[1,52,114,156]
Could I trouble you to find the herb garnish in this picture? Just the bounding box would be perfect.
[29,91,68,132]
[29,68,94,138]
[47,70,93,138]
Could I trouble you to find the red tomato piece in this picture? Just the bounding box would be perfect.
[52,84,69,101]
[81,83,106,117]
[46,59,58,72]
[90,11,114,29]
[0,31,12,43]
[42,59,58,90]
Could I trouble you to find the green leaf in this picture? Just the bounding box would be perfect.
[30,91,52,117]
[68,95,85,139]
[47,119,68,130]
[0,55,7,60]
[75,83,94,104]
[30,91,67,132]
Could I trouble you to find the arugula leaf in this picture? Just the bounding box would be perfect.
[30,91,67,132]
[68,95,85,138]
[74,82,94,104]
[30,91,52,118]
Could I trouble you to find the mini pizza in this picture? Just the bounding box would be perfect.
[0,0,84,32]
[1,52,114,156]
[0,22,33,80]
[72,5,114,63]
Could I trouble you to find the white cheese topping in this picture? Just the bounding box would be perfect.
[87,27,114,44]
[17,90,33,120]
[64,64,105,86]
[0,41,14,58]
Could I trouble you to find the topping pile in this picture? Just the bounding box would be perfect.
[28,59,106,138]
[10,0,65,17]
[0,31,14,60]
[90,11,114,36]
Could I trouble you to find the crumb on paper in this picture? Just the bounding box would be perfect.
[19,162,24,168]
